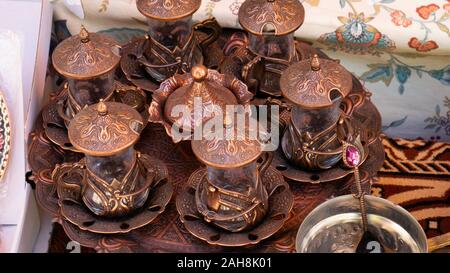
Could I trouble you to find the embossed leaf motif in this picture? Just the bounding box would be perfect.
[205,136,256,158]
[148,0,189,10]
[290,70,342,102]
[247,1,296,26]
[77,113,131,144]
[163,0,174,9]
[61,40,112,68]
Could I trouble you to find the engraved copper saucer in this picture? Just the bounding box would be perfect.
[176,166,293,247]
[28,115,81,215]
[42,88,77,152]
[54,154,172,234]
[273,138,384,183]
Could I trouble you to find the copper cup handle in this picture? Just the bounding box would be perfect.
[257,152,273,178]
[56,100,73,123]
[341,97,355,116]
[342,92,366,116]
[53,162,85,205]
[194,18,221,50]
[241,55,262,82]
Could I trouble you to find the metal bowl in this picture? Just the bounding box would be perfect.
[296,195,427,253]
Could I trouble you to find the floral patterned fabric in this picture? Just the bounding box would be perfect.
[50,0,450,141]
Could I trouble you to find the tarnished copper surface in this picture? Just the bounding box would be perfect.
[149,65,253,142]
[114,84,150,125]
[280,55,353,108]
[136,0,201,21]
[52,26,121,80]
[177,166,293,246]
[68,101,143,156]
[238,0,305,36]
[54,155,173,234]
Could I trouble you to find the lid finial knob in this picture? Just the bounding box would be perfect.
[191,65,208,82]
[80,25,90,43]
[311,54,321,71]
[97,99,108,116]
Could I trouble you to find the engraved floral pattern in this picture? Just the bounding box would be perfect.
[64,42,111,68]
[76,113,131,144]
[69,102,142,154]
[193,123,262,167]
[281,59,352,107]
[137,0,201,19]
[52,31,120,78]
[289,72,342,104]
[239,0,304,34]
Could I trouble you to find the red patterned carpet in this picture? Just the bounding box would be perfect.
[47,137,450,253]
[373,137,450,252]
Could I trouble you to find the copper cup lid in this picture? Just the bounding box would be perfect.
[191,114,264,169]
[68,101,144,156]
[280,54,353,109]
[136,0,201,21]
[238,0,305,36]
[164,65,239,129]
[52,26,121,80]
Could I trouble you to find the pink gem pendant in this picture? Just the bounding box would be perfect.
[343,143,362,168]
[345,145,361,167]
